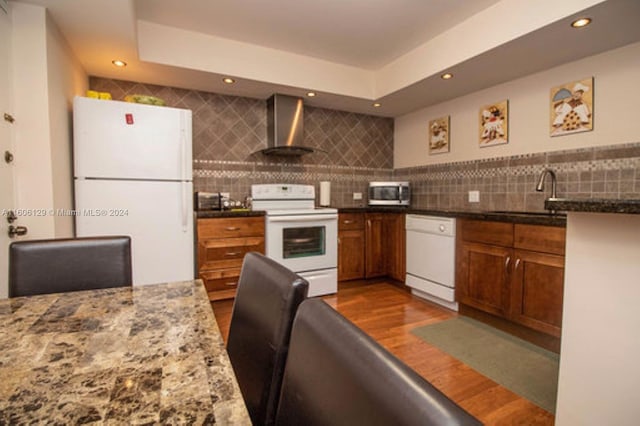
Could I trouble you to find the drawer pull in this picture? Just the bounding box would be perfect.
[225,251,241,256]
[343,220,353,224]
[224,282,238,287]
[225,226,240,231]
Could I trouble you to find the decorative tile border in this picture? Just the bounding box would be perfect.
[395,142,640,212]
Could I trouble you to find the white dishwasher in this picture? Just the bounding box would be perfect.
[405,214,457,311]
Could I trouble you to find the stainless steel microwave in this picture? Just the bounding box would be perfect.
[368,182,410,206]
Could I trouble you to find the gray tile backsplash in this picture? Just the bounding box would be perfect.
[394,142,640,212]
[91,77,639,210]
[90,77,393,207]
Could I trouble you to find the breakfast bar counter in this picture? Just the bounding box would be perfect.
[0,280,249,424]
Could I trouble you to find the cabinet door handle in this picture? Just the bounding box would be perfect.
[225,251,241,256]
[514,258,521,270]
[367,220,371,227]
[225,226,240,231]
[505,256,511,270]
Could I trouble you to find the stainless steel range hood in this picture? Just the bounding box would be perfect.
[260,94,316,156]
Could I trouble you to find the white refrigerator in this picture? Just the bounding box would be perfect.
[73,96,194,286]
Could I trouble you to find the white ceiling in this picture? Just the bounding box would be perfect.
[10,0,640,117]
[133,0,501,70]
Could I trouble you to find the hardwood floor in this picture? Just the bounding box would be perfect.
[211,280,554,425]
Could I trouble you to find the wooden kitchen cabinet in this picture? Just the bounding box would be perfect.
[337,212,405,283]
[197,216,265,301]
[510,224,566,337]
[365,213,386,278]
[456,219,566,342]
[510,249,565,337]
[338,213,366,281]
[382,213,405,282]
[458,242,512,317]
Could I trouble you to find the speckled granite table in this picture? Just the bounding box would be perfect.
[0,280,250,425]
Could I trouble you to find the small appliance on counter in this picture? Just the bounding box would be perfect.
[194,191,222,211]
[368,181,410,206]
[194,192,248,211]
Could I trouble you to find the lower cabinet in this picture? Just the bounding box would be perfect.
[510,249,564,337]
[382,213,405,282]
[338,213,366,281]
[364,213,385,278]
[197,216,265,301]
[456,219,566,342]
[458,242,511,318]
[338,212,405,283]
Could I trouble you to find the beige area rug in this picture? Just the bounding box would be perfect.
[411,316,559,413]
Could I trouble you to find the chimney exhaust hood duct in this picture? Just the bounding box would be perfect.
[261,94,316,156]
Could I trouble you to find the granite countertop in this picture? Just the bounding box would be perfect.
[338,207,567,227]
[545,198,640,214]
[0,280,249,424]
[196,206,567,225]
[197,209,265,219]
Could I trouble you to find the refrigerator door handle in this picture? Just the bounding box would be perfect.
[181,181,188,232]
[181,114,188,182]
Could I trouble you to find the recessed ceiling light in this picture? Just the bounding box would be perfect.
[571,17,592,28]
[307,92,316,97]
[112,60,127,67]
[373,102,381,108]
[441,73,453,80]
[223,77,235,84]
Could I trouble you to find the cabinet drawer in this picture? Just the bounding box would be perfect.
[199,237,265,270]
[198,217,265,239]
[201,268,241,292]
[339,213,365,230]
[514,224,566,255]
[460,219,513,247]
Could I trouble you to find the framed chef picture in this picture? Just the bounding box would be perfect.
[550,77,594,136]
[479,100,508,147]
[428,116,450,155]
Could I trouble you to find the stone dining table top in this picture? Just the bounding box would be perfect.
[0,280,249,425]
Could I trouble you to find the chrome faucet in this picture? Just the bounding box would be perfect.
[536,168,557,203]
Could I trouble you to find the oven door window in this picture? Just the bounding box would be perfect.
[283,226,325,258]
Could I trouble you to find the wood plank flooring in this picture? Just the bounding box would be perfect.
[211,280,555,425]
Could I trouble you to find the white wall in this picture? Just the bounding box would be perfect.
[1,3,13,299]
[10,2,86,239]
[11,3,55,238]
[46,11,87,237]
[556,212,640,425]
[394,41,640,168]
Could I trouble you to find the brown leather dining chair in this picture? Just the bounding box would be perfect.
[8,236,132,298]
[275,299,483,426]
[226,252,309,426]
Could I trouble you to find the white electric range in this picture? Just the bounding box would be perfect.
[251,184,338,297]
